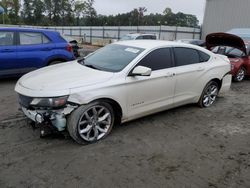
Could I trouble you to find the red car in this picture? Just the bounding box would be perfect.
[206,32,250,82]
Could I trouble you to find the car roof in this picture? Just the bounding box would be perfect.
[0,27,59,34]
[115,40,205,50]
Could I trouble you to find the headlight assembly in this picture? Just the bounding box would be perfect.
[30,96,69,108]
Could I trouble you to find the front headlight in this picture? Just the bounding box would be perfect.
[30,96,69,108]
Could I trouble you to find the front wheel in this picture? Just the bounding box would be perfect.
[67,101,115,145]
[234,67,246,82]
[198,81,219,108]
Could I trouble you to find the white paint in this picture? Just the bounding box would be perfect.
[15,40,231,123]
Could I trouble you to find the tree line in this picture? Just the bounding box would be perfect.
[0,0,199,27]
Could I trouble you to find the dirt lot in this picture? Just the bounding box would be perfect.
[0,78,250,188]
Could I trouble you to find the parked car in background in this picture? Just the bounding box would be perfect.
[62,35,80,57]
[120,33,157,41]
[0,27,75,78]
[15,40,231,144]
[177,39,206,47]
[206,32,250,82]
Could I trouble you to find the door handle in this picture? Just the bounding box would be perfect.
[1,49,14,52]
[197,67,205,71]
[165,72,176,78]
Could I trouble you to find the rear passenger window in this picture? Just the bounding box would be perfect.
[174,47,200,66]
[20,32,50,45]
[136,36,143,40]
[199,51,210,62]
[136,48,172,71]
[0,31,14,46]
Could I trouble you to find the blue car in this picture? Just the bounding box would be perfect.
[0,27,76,78]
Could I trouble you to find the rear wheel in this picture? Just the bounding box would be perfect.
[67,101,115,145]
[234,67,246,82]
[198,81,219,108]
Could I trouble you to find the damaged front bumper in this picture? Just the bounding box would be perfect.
[21,104,76,131]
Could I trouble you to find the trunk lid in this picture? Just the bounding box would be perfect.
[206,32,247,55]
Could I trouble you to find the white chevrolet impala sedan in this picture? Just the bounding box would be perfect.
[15,40,231,144]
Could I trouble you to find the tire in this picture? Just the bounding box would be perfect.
[48,60,63,66]
[233,67,246,82]
[198,81,219,108]
[67,101,115,145]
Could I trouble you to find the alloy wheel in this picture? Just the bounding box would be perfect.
[77,105,112,142]
[235,68,245,82]
[202,84,218,107]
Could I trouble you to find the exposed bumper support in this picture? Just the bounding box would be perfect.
[21,105,76,131]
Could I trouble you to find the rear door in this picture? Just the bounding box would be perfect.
[173,47,211,106]
[16,31,55,71]
[0,30,17,76]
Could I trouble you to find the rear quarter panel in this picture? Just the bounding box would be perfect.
[192,55,231,102]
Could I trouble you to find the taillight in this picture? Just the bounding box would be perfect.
[66,44,73,53]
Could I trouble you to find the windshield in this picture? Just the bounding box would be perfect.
[212,46,245,58]
[83,44,144,72]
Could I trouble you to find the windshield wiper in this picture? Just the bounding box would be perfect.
[84,64,100,70]
[77,58,101,70]
[77,58,85,65]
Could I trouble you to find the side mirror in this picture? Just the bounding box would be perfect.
[130,66,152,76]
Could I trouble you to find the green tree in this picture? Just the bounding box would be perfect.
[0,0,20,24]
[74,0,86,25]
[84,0,97,25]
[44,0,52,24]
[33,0,45,25]
[138,7,147,25]
[22,0,33,24]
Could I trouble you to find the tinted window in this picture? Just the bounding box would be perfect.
[199,51,210,62]
[212,46,244,58]
[136,36,143,40]
[174,47,200,66]
[151,35,157,40]
[137,48,172,71]
[20,32,50,45]
[0,31,14,46]
[142,35,153,39]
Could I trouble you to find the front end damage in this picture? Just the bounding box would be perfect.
[18,94,77,136]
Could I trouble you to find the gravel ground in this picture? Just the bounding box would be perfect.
[0,78,250,188]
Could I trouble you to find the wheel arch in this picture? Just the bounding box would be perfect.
[210,78,222,90]
[47,58,68,66]
[90,98,123,125]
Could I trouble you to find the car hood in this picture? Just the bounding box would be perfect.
[18,61,114,92]
[206,32,247,55]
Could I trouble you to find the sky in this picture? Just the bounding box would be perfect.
[94,0,206,24]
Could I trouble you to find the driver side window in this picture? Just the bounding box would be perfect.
[136,48,173,71]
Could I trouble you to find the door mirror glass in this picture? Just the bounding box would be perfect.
[130,66,152,76]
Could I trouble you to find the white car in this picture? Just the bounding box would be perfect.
[15,40,231,144]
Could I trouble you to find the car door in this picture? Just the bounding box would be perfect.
[17,31,54,71]
[0,30,17,77]
[125,47,176,119]
[173,47,210,106]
